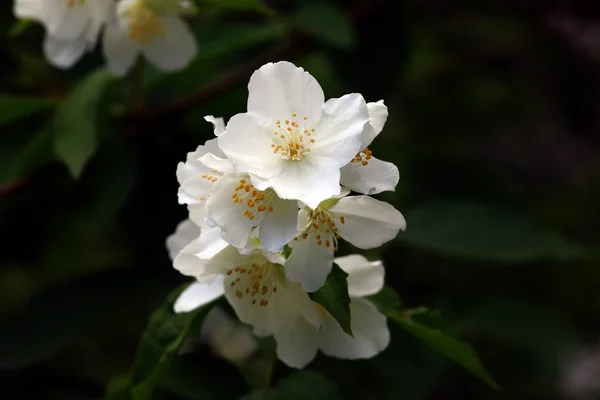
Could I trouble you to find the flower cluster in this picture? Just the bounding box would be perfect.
[168,61,406,368]
[14,0,197,74]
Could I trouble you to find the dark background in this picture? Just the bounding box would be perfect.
[1,0,600,398]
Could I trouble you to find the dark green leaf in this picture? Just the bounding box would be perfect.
[53,69,116,179]
[0,127,54,186]
[0,269,145,370]
[394,308,499,389]
[130,285,217,400]
[398,200,587,262]
[309,263,352,336]
[291,5,355,49]
[242,371,342,400]
[366,285,403,319]
[369,286,498,389]
[105,374,133,400]
[9,19,35,37]
[0,95,55,126]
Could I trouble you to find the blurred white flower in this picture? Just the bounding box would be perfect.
[340,100,400,195]
[286,194,406,292]
[218,61,370,209]
[14,0,114,68]
[102,0,197,75]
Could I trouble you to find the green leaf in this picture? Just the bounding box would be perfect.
[0,127,54,186]
[366,285,403,318]
[53,69,116,179]
[242,371,342,400]
[368,287,499,389]
[291,4,355,49]
[309,263,352,336]
[9,19,35,37]
[0,269,146,370]
[0,95,55,126]
[130,284,217,400]
[398,200,586,262]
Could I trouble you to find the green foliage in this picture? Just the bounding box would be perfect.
[0,95,55,126]
[369,286,499,390]
[291,4,355,49]
[0,269,148,370]
[129,285,217,400]
[309,263,352,336]
[398,200,587,262]
[0,127,54,186]
[242,371,342,400]
[52,69,116,179]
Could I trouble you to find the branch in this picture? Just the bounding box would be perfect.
[125,0,387,123]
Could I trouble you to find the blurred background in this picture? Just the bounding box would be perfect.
[1,0,600,399]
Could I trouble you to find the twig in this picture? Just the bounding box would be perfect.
[125,0,388,122]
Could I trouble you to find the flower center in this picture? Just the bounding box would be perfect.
[125,0,165,44]
[226,262,279,307]
[231,178,275,221]
[271,113,317,161]
[294,207,345,252]
[350,147,373,166]
[67,0,85,7]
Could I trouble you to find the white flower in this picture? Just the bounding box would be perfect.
[176,117,234,227]
[340,100,400,195]
[218,61,370,209]
[286,195,406,292]
[204,172,299,252]
[173,240,390,368]
[102,0,197,75]
[15,0,113,68]
[174,233,321,338]
[275,254,390,368]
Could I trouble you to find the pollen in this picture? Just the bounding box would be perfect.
[126,0,165,44]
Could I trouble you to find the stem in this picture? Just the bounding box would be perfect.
[127,57,145,112]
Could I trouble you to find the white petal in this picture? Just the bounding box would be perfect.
[340,156,399,195]
[259,196,299,252]
[286,230,335,292]
[204,116,226,136]
[205,173,267,248]
[142,17,197,71]
[222,256,288,336]
[310,94,368,168]
[51,6,90,40]
[274,315,320,369]
[173,278,225,313]
[330,195,406,249]
[43,35,87,69]
[361,100,388,148]
[266,156,341,210]
[188,204,206,227]
[197,153,234,174]
[319,298,389,360]
[166,219,200,260]
[218,113,284,178]
[102,23,139,76]
[172,227,231,278]
[334,255,384,297]
[247,61,324,124]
